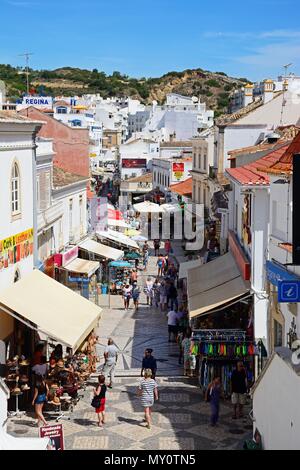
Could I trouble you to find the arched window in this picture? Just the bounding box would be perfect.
[11,162,20,215]
[14,269,20,283]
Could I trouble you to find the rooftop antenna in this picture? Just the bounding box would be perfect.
[280,62,292,125]
[18,52,34,95]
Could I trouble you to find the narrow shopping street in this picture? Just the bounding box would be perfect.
[7,251,252,450]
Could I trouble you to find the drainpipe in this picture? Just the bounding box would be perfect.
[32,130,39,269]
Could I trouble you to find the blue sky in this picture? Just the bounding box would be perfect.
[1,0,300,80]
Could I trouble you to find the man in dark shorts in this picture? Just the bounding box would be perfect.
[231,361,248,419]
[141,349,157,379]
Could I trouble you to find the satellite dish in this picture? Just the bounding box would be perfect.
[152,100,158,106]
[192,96,199,103]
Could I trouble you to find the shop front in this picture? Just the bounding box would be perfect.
[78,238,124,294]
[186,251,258,389]
[55,246,100,303]
[0,269,101,413]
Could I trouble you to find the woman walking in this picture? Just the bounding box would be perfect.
[157,255,164,277]
[32,377,49,427]
[144,277,154,306]
[181,330,192,376]
[93,375,107,428]
[123,283,132,310]
[205,376,222,427]
[132,282,140,311]
[137,369,158,429]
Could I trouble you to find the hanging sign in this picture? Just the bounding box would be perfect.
[172,162,184,181]
[278,280,300,303]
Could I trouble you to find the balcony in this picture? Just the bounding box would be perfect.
[37,201,64,232]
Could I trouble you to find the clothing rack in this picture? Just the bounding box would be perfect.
[192,329,247,342]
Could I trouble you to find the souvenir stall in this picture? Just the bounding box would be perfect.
[0,269,101,415]
[108,261,133,295]
[191,329,256,397]
[54,246,100,303]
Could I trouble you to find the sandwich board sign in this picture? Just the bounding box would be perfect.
[39,424,64,450]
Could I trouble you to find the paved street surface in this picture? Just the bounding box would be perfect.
[7,250,252,450]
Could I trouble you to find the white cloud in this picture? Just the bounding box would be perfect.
[235,43,300,67]
[203,30,300,40]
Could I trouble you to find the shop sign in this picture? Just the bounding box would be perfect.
[22,96,53,108]
[266,260,300,287]
[62,246,78,266]
[89,153,97,158]
[278,280,300,303]
[122,158,147,168]
[172,162,184,181]
[39,424,64,450]
[0,228,33,271]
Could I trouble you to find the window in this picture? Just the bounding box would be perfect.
[198,153,201,170]
[203,154,207,171]
[14,269,20,283]
[274,319,283,347]
[57,106,67,114]
[198,186,201,204]
[193,152,196,168]
[11,162,20,215]
[79,195,83,235]
[69,199,73,241]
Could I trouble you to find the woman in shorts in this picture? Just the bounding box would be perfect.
[94,375,107,428]
[137,369,158,429]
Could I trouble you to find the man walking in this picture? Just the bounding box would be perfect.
[102,338,119,389]
[167,307,178,342]
[141,349,157,379]
[231,362,248,419]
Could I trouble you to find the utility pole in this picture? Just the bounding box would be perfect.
[18,52,34,95]
[280,62,292,125]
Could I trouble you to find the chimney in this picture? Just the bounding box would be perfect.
[263,79,274,104]
[243,83,254,107]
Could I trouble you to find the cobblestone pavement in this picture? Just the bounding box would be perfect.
[7,249,252,449]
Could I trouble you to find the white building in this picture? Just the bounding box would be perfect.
[142,93,214,142]
[152,156,193,195]
[0,111,43,292]
[119,138,159,180]
[251,349,300,450]
[215,82,300,177]
[230,73,300,113]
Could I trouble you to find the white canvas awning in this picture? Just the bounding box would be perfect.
[107,219,131,229]
[179,258,203,279]
[0,270,101,351]
[78,239,124,261]
[133,201,165,213]
[64,258,100,277]
[187,252,250,319]
[160,203,182,213]
[97,229,139,250]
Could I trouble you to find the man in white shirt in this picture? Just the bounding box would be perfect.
[102,338,119,388]
[167,309,178,343]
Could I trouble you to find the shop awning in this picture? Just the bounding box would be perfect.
[133,201,165,213]
[78,239,124,261]
[97,229,139,250]
[187,252,250,319]
[108,219,131,229]
[179,258,203,279]
[64,258,100,277]
[0,270,101,351]
[0,429,49,450]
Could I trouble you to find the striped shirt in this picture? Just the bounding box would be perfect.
[139,378,157,407]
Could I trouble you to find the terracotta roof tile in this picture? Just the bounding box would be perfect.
[125,172,152,183]
[169,177,192,196]
[258,131,300,175]
[226,145,289,185]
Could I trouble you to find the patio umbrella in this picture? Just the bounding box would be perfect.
[124,252,142,260]
[125,228,141,237]
[109,261,132,268]
[131,235,148,242]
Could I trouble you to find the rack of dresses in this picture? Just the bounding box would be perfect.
[191,329,255,397]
